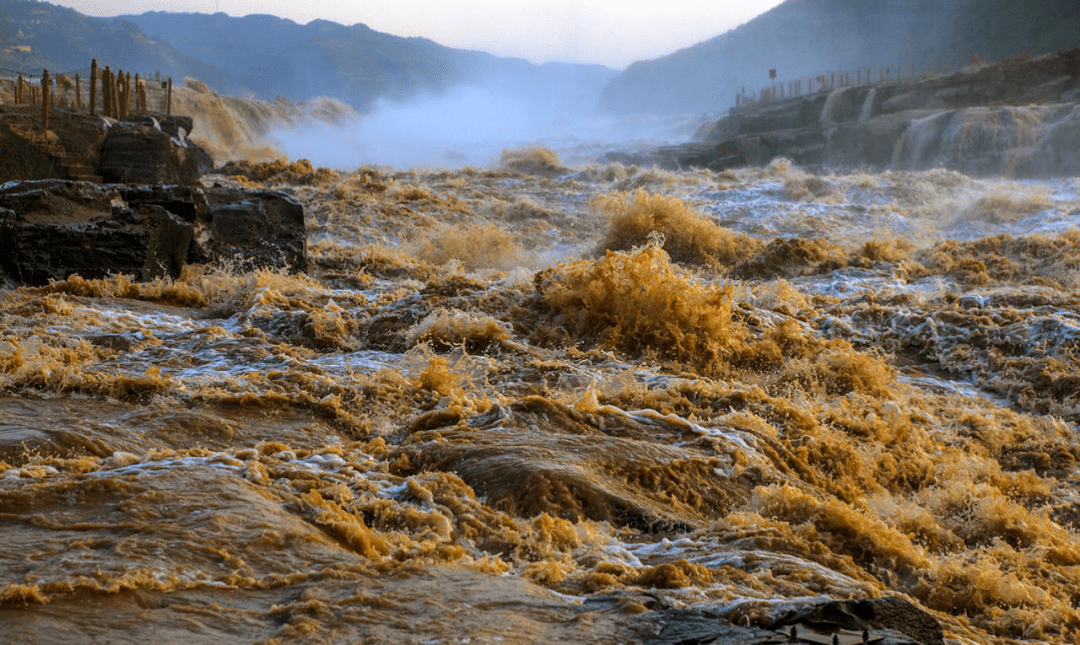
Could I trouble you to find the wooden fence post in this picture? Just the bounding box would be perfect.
[102,66,111,118]
[125,72,132,117]
[117,69,125,119]
[42,69,50,130]
[106,67,113,118]
[110,69,119,119]
[167,78,172,116]
[76,73,82,110]
[90,59,98,115]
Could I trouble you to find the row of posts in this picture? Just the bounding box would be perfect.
[87,59,171,119]
[738,64,938,107]
[19,59,172,131]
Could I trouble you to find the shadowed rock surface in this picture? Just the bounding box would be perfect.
[634,596,943,645]
[0,180,305,285]
[98,115,214,185]
[0,108,213,186]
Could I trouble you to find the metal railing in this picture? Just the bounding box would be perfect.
[734,57,982,108]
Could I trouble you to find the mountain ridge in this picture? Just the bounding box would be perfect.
[114,9,619,111]
[0,1,616,112]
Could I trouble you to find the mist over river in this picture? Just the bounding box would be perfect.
[2,148,1080,644]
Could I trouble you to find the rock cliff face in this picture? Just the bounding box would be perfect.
[608,48,1080,178]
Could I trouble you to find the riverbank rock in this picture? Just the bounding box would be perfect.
[98,115,214,185]
[610,47,1080,177]
[0,180,305,286]
[190,188,307,272]
[883,103,1080,176]
[638,595,943,645]
[0,108,213,186]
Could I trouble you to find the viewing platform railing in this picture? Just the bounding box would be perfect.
[734,56,989,108]
[0,59,172,129]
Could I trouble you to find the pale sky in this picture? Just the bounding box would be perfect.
[49,1,787,68]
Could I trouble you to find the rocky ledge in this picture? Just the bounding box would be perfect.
[609,47,1080,177]
[636,595,943,645]
[0,109,214,186]
[0,180,305,286]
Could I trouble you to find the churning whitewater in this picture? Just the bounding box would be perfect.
[2,149,1080,644]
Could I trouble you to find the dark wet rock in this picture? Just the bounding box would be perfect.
[0,180,306,286]
[646,611,780,645]
[0,207,18,284]
[611,47,1080,177]
[140,204,195,281]
[97,118,210,186]
[635,597,942,645]
[154,115,195,141]
[190,189,306,272]
[767,597,944,645]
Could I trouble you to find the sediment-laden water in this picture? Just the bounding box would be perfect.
[2,151,1079,644]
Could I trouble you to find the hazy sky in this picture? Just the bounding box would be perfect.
[50,1,786,68]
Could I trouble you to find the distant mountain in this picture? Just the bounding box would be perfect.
[0,0,249,94]
[600,0,1080,114]
[0,1,616,112]
[115,11,617,111]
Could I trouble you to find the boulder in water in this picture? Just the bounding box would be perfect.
[190,188,307,272]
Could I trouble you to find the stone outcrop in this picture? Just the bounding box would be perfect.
[191,188,307,272]
[0,180,305,286]
[609,47,1080,177]
[0,207,18,286]
[98,115,214,185]
[0,108,213,186]
[644,595,943,645]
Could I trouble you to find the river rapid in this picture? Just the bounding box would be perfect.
[2,150,1079,644]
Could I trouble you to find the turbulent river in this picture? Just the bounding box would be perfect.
[2,150,1080,644]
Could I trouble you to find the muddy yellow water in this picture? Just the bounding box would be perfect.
[3,153,1080,644]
